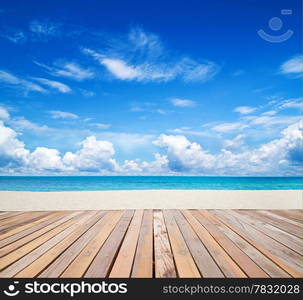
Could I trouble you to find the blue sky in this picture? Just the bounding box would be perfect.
[0,0,302,175]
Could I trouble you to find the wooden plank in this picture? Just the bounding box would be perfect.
[254,211,303,238]
[216,210,303,273]
[0,212,95,277]
[162,210,200,278]
[202,210,290,278]
[39,211,116,277]
[131,210,153,278]
[15,211,105,277]
[173,210,224,277]
[109,210,144,278]
[0,212,96,277]
[0,211,67,248]
[0,212,51,233]
[259,210,303,228]
[209,210,303,277]
[0,212,24,222]
[195,210,268,278]
[0,212,42,227]
[153,210,176,278]
[182,210,246,278]
[0,212,77,258]
[0,211,83,271]
[234,210,303,255]
[250,210,303,238]
[61,211,123,278]
[271,210,303,224]
[84,210,134,278]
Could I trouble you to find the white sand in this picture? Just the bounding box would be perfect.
[0,190,302,211]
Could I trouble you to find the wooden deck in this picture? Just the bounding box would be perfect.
[0,209,302,278]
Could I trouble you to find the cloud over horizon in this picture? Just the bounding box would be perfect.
[0,112,301,176]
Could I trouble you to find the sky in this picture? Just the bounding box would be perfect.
[0,0,302,176]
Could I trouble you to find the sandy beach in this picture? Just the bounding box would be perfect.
[0,190,302,211]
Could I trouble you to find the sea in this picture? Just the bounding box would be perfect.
[0,176,302,191]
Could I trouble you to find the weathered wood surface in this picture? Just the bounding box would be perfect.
[0,209,302,278]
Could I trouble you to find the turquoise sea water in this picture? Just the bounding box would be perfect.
[0,176,302,191]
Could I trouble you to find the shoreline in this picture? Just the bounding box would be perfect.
[0,190,302,211]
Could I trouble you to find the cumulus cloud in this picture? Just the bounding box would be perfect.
[83,27,219,83]
[27,147,65,171]
[0,121,119,174]
[171,98,196,107]
[63,136,118,172]
[0,118,301,175]
[153,122,302,175]
[0,121,29,167]
[153,134,216,172]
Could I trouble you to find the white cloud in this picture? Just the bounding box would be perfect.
[98,132,155,153]
[0,121,119,174]
[178,58,218,82]
[128,27,163,57]
[171,98,196,107]
[0,70,46,94]
[280,55,303,75]
[141,153,169,174]
[0,121,29,166]
[34,61,94,81]
[8,117,50,133]
[0,119,301,175]
[152,121,302,175]
[248,115,300,127]
[2,30,26,44]
[27,147,65,171]
[278,98,302,110]
[80,89,96,97]
[63,136,118,172]
[101,58,141,80]
[262,110,277,116]
[212,122,248,133]
[223,134,246,149]
[167,127,210,137]
[129,102,167,115]
[93,123,111,129]
[82,27,219,83]
[29,20,60,38]
[48,110,79,120]
[0,107,10,119]
[32,77,71,93]
[153,134,215,171]
[233,106,256,115]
